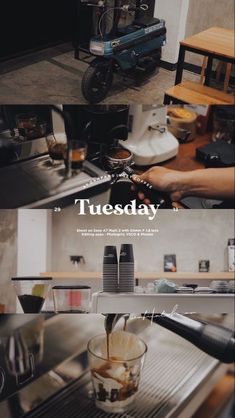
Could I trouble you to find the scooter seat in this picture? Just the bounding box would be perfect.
[133,17,161,28]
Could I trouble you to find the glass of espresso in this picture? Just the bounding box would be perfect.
[11,277,52,313]
[69,140,88,172]
[88,331,147,414]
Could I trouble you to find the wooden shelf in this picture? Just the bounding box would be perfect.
[41,272,235,280]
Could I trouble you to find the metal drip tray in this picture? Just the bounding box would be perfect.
[0,156,111,208]
[24,325,223,418]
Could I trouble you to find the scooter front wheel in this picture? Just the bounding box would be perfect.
[82,60,113,103]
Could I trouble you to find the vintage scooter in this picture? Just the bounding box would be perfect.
[79,0,166,103]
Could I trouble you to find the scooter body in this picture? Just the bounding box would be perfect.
[90,19,166,70]
[81,2,167,103]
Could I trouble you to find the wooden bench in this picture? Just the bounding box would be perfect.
[164,80,235,105]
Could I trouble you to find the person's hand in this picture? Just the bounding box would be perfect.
[131,167,187,203]
[131,166,235,203]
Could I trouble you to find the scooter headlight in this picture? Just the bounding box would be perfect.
[90,41,105,56]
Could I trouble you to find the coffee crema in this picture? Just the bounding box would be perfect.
[108,148,131,160]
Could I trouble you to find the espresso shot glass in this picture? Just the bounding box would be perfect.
[68,140,88,173]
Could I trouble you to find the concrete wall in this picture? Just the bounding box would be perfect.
[157,0,234,66]
[185,0,234,66]
[186,0,234,36]
[51,208,234,278]
[0,210,17,313]
[17,209,52,276]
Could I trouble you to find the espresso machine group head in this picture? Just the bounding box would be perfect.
[62,105,130,170]
[68,105,129,146]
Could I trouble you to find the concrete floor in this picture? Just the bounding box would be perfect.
[0,48,199,104]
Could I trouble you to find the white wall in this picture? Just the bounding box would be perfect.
[16,209,53,312]
[17,209,52,275]
[155,0,189,64]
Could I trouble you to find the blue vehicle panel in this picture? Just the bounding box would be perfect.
[90,19,166,71]
[115,35,166,70]
[82,13,167,103]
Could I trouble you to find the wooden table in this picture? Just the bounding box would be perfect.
[175,27,235,86]
[135,134,210,173]
[160,134,210,171]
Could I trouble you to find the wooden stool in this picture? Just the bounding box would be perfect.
[201,57,233,92]
[164,80,235,105]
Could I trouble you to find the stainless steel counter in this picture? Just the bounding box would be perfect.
[0,157,111,208]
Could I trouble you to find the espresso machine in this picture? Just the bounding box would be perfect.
[63,105,129,161]
[105,313,235,363]
[0,314,234,418]
[0,105,178,208]
[0,105,112,208]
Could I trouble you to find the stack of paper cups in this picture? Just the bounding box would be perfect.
[119,244,135,293]
[103,246,118,293]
